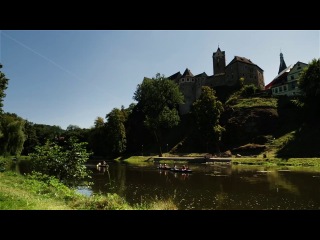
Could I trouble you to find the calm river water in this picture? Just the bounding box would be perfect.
[79,162,320,210]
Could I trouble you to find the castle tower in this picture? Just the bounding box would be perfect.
[212,46,226,75]
[278,52,287,74]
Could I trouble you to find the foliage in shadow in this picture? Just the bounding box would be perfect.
[276,122,320,158]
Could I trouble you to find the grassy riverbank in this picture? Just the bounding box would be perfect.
[115,154,320,167]
[231,157,320,167]
[0,170,177,210]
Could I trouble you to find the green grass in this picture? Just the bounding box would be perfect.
[117,152,320,167]
[114,156,155,165]
[231,97,277,108]
[115,153,209,165]
[232,157,320,167]
[0,172,70,210]
[0,171,178,210]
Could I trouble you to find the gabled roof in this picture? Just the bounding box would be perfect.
[181,68,194,77]
[265,65,293,89]
[274,64,293,80]
[227,56,263,72]
[168,71,181,80]
[291,61,308,70]
[229,56,254,65]
[194,72,208,78]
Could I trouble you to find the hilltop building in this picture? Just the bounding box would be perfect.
[265,52,307,96]
[167,47,265,114]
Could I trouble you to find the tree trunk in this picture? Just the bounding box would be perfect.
[215,140,221,153]
[153,130,162,157]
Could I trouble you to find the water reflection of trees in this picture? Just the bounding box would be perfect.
[266,170,299,195]
[234,165,299,194]
[116,164,127,196]
[87,163,320,209]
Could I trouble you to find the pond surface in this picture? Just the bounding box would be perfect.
[79,162,320,210]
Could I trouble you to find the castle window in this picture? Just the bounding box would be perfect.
[279,86,283,92]
[283,85,287,91]
[297,67,301,70]
[291,75,294,80]
[181,78,185,82]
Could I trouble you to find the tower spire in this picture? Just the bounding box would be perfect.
[278,51,287,74]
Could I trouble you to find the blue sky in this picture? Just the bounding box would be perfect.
[0,30,319,130]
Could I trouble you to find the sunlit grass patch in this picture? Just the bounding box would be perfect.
[231,97,278,108]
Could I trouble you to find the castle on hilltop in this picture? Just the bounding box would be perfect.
[166,47,265,114]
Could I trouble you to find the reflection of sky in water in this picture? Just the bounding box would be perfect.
[78,163,320,210]
[77,187,92,197]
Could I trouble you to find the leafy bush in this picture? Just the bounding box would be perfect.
[29,137,92,186]
[226,84,258,105]
[240,84,257,98]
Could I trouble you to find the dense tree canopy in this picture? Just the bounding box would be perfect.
[192,86,224,152]
[105,107,127,155]
[0,113,26,156]
[94,117,104,128]
[133,73,184,156]
[0,64,9,114]
[22,120,39,155]
[298,58,320,118]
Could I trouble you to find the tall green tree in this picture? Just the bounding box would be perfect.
[125,103,153,154]
[64,124,89,144]
[88,116,108,156]
[22,120,39,155]
[298,58,320,118]
[192,86,224,152]
[133,73,184,156]
[0,113,26,156]
[33,124,64,146]
[0,64,9,114]
[106,107,127,155]
[94,117,105,128]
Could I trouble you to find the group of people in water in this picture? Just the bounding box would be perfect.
[97,161,108,167]
[175,164,189,170]
[159,163,170,169]
[96,161,108,173]
[159,163,190,171]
